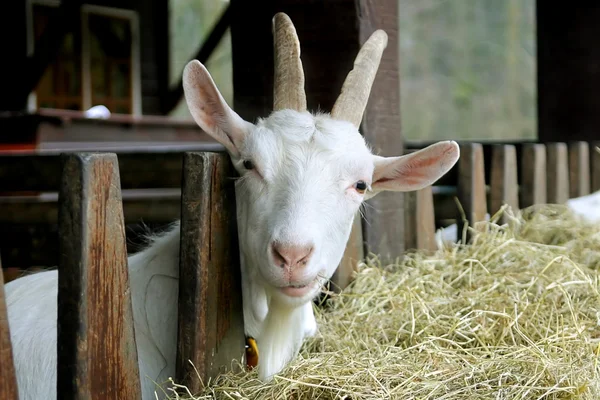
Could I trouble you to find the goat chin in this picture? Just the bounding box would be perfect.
[5,221,316,399]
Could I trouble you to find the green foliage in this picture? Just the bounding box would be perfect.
[168,0,537,141]
[400,0,536,141]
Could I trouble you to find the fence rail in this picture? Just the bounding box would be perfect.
[0,140,598,397]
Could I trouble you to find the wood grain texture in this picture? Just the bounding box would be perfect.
[490,145,518,222]
[546,143,570,204]
[0,146,223,192]
[520,144,547,208]
[404,187,436,252]
[0,193,181,225]
[177,152,245,392]
[592,142,600,192]
[57,153,141,400]
[358,0,404,259]
[0,254,19,400]
[331,212,364,292]
[457,143,487,242]
[568,141,591,198]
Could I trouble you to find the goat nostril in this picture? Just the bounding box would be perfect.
[272,242,314,268]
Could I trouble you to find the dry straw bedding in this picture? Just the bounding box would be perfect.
[169,205,600,399]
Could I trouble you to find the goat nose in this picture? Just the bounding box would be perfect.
[271,242,314,269]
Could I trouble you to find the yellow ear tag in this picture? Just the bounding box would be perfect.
[245,336,259,370]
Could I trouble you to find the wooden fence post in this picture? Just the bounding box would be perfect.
[331,213,364,292]
[568,141,590,198]
[457,143,487,242]
[520,144,547,208]
[404,187,436,252]
[177,152,245,392]
[57,153,141,399]
[0,253,19,400]
[490,145,518,222]
[546,143,570,204]
[590,141,600,192]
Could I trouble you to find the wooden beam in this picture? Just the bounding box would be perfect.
[0,191,181,225]
[0,254,19,400]
[404,187,436,252]
[520,144,547,208]
[457,143,487,242]
[546,143,569,204]
[0,147,223,192]
[489,145,518,222]
[56,153,141,399]
[537,2,600,143]
[568,141,591,198]
[592,142,600,192]
[176,152,245,391]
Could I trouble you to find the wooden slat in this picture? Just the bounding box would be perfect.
[457,143,487,242]
[176,152,245,391]
[331,212,364,292]
[546,143,570,204]
[0,191,181,224]
[57,153,141,399]
[0,146,223,192]
[0,223,169,269]
[568,141,590,198]
[0,254,19,400]
[590,141,600,192]
[489,145,518,222]
[404,187,436,252]
[520,144,547,208]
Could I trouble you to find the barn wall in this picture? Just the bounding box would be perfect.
[537,2,600,142]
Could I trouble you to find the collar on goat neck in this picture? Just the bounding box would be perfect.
[245,336,259,369]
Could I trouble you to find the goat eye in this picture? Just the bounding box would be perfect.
[354,180,367,194]
[243,160,255,170]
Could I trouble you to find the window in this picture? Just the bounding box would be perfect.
[33,3,82,111]
[168,0,231,119]
[399,0,537,142]
[28,1,141,115]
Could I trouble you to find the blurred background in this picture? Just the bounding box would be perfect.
[169,0,536,142]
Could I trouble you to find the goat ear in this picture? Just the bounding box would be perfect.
[183,60,250,157]
[367,141,459,198]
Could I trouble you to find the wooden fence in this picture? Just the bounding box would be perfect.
[0,140,599,397]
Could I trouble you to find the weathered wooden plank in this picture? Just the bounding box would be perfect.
[590,142,600,192]
[546,143,570,204]
[457,143,487,242]
[568,141,591,198]
[0,146,223,192]
[0,253,19,400]
[489,145,518,222]
[57,153,141,399]
[404,187,436,252]
[0,191,181,224]
[520,144,547,208]
[177,152,245,391]
[0,222,169,269]
[331,212,364,292]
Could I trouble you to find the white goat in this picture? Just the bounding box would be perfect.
[4,13,460,400]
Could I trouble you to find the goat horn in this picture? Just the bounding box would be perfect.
[331,30,388,127]
[272,12,307,112]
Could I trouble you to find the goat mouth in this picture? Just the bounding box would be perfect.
[279,280,317,298]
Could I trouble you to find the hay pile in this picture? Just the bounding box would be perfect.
[170,205,600,399]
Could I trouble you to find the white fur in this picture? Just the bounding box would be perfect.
[5,61,459,399]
